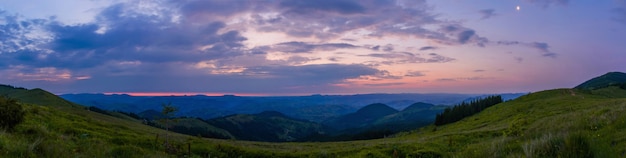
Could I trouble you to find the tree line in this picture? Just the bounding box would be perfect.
[434,95,503,126]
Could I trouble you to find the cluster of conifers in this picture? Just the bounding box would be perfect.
[434,95,503,126]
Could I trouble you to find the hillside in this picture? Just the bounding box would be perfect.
[322,103,399,130]
[0,84,78,108]
[0,86,203,157]
[205,111,328,142]
[372,102,444,131]
[575,72,626,90]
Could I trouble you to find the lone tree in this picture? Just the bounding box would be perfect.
[0,96,25,131]
[161,103,178,146]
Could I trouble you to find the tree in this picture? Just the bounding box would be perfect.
[161,103,178,146]
[435,95,503,126]
[0,96,25,131]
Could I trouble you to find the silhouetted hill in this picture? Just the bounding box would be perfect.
[205,111,327,142]
[369,102,444,132]
[0,84,78,108]
[402,102,435,111]
[323,103,398,130]
[575,72,626,90]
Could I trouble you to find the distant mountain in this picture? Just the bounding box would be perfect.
[205,111,328,142]
[402,102,436,111]
[322,103,399,130]
[60,93,482,121]
[0,84,78,108]
[575,72,626,90]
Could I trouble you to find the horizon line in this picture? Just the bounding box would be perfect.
[82,91,526,97]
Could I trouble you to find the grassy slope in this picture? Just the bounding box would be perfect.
[2,87,626,157]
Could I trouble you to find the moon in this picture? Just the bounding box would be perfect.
[516,6,521,11]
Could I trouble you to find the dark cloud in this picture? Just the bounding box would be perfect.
[473,69,485,72]
[369,44,395,52]
[0,3,251,71]
[0,0,562,94]
[174,0,494,48]
[438,24,488,47]
[176,0,260,20]
[240,64,381,85]
[612,2,626,25]
[496,40,521,45]
[244,0,489,47]
[419,46,437,51]
[361,52,455,65]
[514,57,524,63]
[529,42,557,57]
[458,30,476,44]
[5,62,383,94]
[436,76,493,82]
[436,78,457,82]
[495,41,557,58]
[381,44,394,52]
[0,12,49,54]
[285,56,320,65]
[479,9,496,19]
[371,45,380,51]
[427,53,456,63]
[269,41,359,53]
[363,82,405,87]
[405,71,426,77]
[279,0,366,15]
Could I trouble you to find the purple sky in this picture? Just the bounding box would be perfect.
[1,0,625,96]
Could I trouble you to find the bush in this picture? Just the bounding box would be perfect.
[0,96,25,130]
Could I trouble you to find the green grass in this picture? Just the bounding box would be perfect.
[2,87,626,157]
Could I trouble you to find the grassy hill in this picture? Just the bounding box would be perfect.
[323,103,399,130]
[372,102,444,131]
[0,84,79,108]
[206,111,327,142]
[2,79,626,157]
[575,72,626,90]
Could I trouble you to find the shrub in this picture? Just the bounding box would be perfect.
[0,96,25,130]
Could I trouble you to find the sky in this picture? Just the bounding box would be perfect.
[1,0,625,96]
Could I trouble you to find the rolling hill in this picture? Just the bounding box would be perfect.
[0,84,79,108]
[372,102,445,131]
[205,111,328,142]
[322,103,399,131]
[575,72,626,90]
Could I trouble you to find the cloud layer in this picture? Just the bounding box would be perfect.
[3,0,619,95]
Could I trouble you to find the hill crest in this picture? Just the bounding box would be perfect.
[575,71,626,90]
